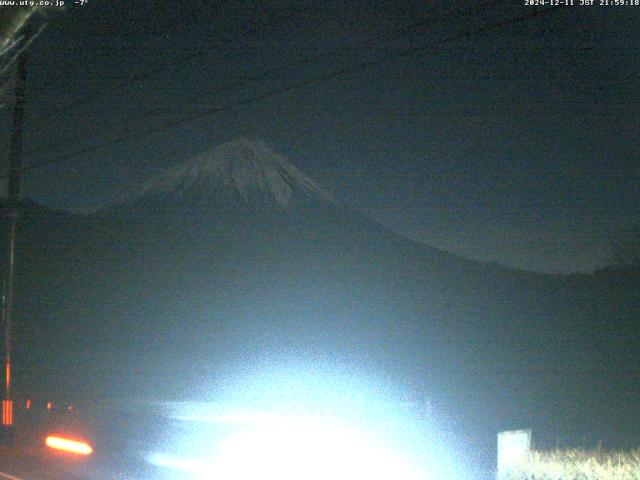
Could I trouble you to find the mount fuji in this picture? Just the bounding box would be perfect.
[109,137,338,214]
[1,138,639,474]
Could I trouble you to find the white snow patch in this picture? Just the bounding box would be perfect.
[114,137,337,210]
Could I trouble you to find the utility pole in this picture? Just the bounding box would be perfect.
[1,29,28,444]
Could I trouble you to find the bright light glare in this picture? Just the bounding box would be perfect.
[45,435,94,455]
[150,416,424,480]
[148,363,470,479]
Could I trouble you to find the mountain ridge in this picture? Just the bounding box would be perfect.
[106,137,339,214]
[0,141,638,474]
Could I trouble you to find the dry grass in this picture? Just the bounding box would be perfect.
[498,448,640,480]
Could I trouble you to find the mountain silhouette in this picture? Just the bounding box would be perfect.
[1,139,638,473]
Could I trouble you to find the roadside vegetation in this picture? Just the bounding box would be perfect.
[499,448,640,480]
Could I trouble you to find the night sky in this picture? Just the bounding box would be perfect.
[1,0,638,273]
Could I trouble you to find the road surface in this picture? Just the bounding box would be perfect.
[0,445,89,480]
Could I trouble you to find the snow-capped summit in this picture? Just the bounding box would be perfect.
[110,137,338,212]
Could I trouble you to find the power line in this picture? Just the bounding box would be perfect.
[18,0,484,156]
[40,9,192,84]
[27,0,335,127]
[19,0,502,159]
[3,6,559,179]
[125,1,505,111]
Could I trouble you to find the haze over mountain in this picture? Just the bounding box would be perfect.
[1,138,638,475]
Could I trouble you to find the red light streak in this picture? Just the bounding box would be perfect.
[4,363,9,393]
[45,435,93,455]
[1,399,13,426]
